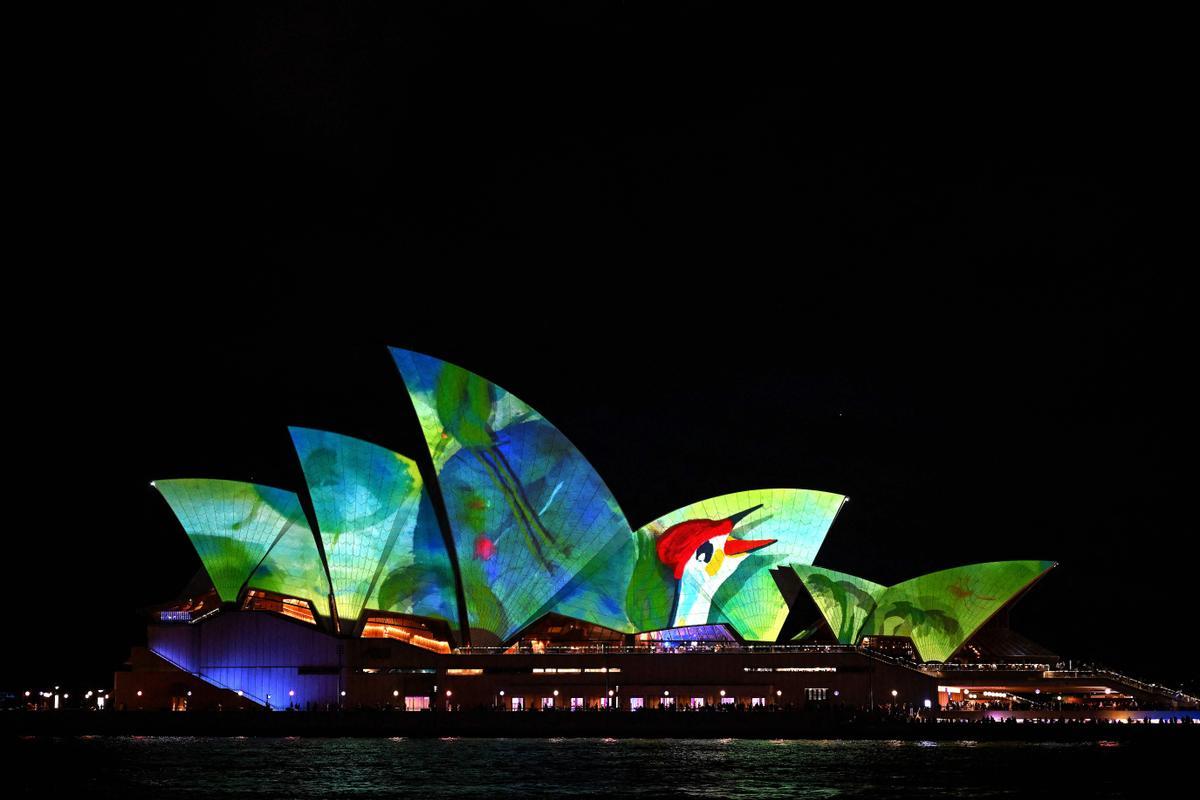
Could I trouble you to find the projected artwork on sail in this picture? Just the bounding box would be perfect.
[155,479,312,604]
[291,427,458,630]
[793,560,1057,660]
[630,489,846,641]
[391,349,636,643]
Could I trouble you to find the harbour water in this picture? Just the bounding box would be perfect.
[8,736,1189,798]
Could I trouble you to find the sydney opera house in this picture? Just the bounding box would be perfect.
[114,349,1195,717]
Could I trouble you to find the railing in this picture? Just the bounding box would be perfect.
[920,662,1051,673]
[454,643,862,655]
[148,648,268,707]
[445,643,1196,706]
[1043,667,1200,706]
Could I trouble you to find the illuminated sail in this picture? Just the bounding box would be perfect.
[155,479,307,604]
[794,560,1057,661]
[633,489,846,641]
[247,508,332,620]
[390,348,635,643]
[862,560,1056,661]
[790,565,885,644]
[291,427,457,630]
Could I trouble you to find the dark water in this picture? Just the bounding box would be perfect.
[7,736,1187,798]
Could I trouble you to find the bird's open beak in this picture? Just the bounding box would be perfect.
[724,504,764,527]
[723,537,776,557]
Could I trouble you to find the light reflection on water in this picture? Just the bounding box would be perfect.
[5,736,1175,799]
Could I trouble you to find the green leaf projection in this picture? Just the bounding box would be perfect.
[155,479,308,603]
[539,529,639,634]
[290,427,457,630]
[793,560,1057,661]
[390,348,635,643]
[790,565,886,644]
[634,489,846,641]
[369,489,458,625]
[623,528,678,632]
[246,512,332,620]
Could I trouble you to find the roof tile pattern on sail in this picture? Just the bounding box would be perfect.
[290,427,451,629]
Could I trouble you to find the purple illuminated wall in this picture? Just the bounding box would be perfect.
[150,613,342,708]
[148,623,200,673]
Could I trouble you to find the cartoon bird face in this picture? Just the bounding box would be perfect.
[655,505,776,625]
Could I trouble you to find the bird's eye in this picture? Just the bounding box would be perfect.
[695,541,714,563]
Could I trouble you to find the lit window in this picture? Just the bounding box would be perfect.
[570,697,584,710]
[661,696,675,708]
[629,697,644,710]
[511,697,524,711]
[806,688,828,701]
[751,697,766,707]
[720,697,735,705]
[690,697,704,709]
[541,697,555,709]
[404,696,430,712]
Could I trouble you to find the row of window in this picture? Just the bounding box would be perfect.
[401,691,833,711]
[505,695,802,710]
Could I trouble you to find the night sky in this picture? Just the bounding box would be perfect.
[16,6,1191,690]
